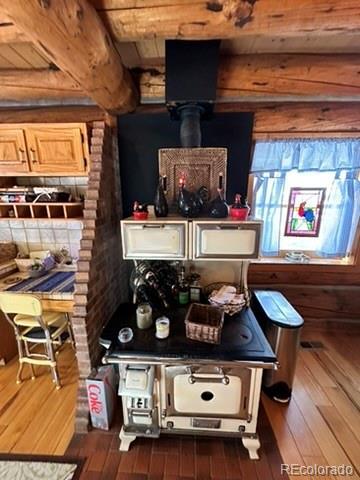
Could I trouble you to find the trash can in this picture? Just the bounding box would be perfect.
[252,290,304,403]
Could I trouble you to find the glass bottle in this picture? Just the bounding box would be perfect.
[189,273,202,302]
[178,175,190,217]
[209,173,228,218]
[178,265,190,305]
[230,193,250,220]
[154,175,168,217]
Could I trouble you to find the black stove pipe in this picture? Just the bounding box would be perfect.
[178,104,204,148]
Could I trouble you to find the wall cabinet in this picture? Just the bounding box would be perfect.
[0,123,89,176]
[0,128,29,174]
[121,217,262,261]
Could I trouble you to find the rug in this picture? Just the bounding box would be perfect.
[6,271,75,293]
[0,454,84,480]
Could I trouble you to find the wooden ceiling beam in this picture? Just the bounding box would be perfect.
[2,54,359,105]
[0,0,138,112]
[137,54,360,103]
[95,0,360,41]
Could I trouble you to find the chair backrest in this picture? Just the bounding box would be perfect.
[0,293,42,316]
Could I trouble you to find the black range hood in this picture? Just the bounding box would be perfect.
[165,40,220,147]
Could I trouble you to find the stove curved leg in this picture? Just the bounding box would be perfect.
[119,427,136,451]
[242,434,260,460]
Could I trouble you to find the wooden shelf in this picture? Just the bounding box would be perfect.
[0,202,83,220]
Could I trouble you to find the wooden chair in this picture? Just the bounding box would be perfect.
[0,292,75,389]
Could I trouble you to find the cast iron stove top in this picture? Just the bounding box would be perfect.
[100,303,276,364]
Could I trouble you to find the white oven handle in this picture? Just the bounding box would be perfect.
[187,367,230,385]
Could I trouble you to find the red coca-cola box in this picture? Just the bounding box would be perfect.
[86,365,117,430]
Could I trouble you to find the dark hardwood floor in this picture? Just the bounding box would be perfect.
[66,403,286,480]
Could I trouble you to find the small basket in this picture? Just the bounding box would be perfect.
[185,303,224,344]
[0,242,18,263]
[15,258,34,272]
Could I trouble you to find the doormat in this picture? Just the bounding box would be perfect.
[0,454,84,480]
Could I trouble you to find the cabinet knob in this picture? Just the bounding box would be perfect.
[18,148,26,163]
[29,148,37,163]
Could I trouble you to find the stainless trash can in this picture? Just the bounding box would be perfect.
[252,290,304,403]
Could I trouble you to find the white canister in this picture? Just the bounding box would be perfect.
[136,303,152,329]
[156,316,170,339]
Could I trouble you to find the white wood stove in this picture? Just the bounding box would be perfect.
[101,304,276,460]
[100,217,276,460]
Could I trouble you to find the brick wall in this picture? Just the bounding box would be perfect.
[71,120,128,432]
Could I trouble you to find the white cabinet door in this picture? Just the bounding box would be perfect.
[193,221,262,260]
[121,220,188,260]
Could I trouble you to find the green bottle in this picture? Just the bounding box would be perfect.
[178,266,190,305]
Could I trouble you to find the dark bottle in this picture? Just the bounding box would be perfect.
[178,266,190,305]
[209,173,228,218]
[154,175,168,217]
[178,175,193,217]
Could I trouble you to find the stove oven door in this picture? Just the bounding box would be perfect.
[164,365,251,419]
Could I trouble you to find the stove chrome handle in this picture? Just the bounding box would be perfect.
[187,367,230,385]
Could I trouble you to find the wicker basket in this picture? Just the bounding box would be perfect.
[0,242,18,263]
[185,303,224,344]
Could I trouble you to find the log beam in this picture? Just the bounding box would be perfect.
[136,55,360,103]
[2,54,359,106]
[94,0,360,41]
[0,0,138,112]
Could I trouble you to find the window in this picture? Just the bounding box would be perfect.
[251,139,360,261]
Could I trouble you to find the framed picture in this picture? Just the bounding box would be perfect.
[284,187,326,237]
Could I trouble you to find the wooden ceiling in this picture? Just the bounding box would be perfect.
[0,0,360,111]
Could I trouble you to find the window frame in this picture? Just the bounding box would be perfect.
[248,133,360,266]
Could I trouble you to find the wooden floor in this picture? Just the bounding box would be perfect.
[264,326,360,480]
[0,343,78,455]
[0,327,359,480]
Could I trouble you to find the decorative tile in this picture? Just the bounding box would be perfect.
[41,243,54,253]
[28,243,42,252]
[38,220,51,229]
[0,220,9,228]
[25,229,41,243]
[0,229,12,241]
[23,220,38,229]
[69,230,82,242]
[52,220,66,229]
[75,177,88,186]
[69,243,80,258]
[11,229,26,243]
[43,177,60,186]
[67,220,83,230]
[40,229,55,244]
[54,229,69,243]
[60,177,75,186]
[9,220,24,229]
